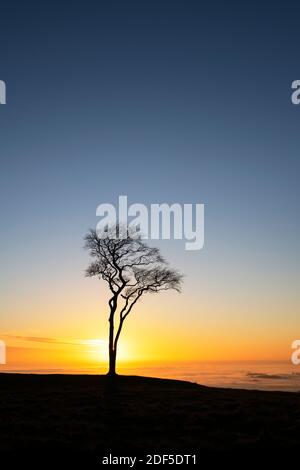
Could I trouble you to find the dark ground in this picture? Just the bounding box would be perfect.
[0,373,299,452]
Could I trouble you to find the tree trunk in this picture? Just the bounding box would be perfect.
[108,347,117,376]
[107,314,117,376]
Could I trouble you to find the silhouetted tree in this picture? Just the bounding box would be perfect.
[84,226,183,376]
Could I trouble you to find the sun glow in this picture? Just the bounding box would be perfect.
[82,339,132,364]
[81,339,107,363]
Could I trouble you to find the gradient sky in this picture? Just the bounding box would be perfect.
[0,1,299,369]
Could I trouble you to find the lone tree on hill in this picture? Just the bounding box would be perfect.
[84,226,183,376]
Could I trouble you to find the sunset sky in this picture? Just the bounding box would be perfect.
[1,1,299,371]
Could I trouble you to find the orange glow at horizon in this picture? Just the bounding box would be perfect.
[1,275,297,371]
[0,326,293,372]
